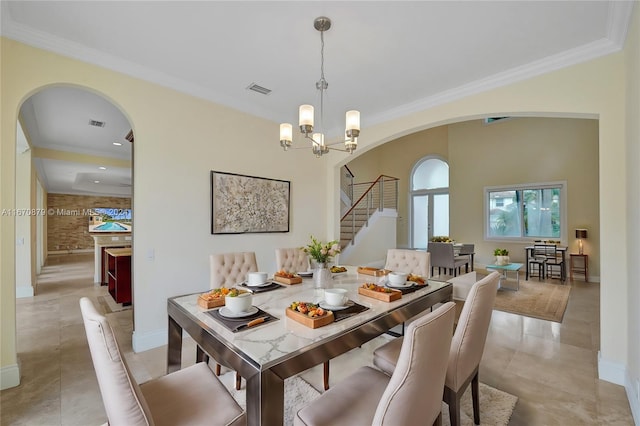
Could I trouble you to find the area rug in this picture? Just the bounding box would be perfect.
[493,279,570,322]
[97,295,132,313]
[442,382,517,426]
[220,369,517,425]
[218,372,320,426]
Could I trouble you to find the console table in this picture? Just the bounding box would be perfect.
[105,247,132,305]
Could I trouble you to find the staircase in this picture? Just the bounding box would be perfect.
[340,174,399,248]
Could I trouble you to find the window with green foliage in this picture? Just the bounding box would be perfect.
[485,182,566,241]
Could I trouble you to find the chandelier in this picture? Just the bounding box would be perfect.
[279,16,360,158]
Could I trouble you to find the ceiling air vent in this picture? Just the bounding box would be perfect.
[247,83,272,95]
[89,119,106,127]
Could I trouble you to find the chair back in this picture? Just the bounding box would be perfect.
[79,297,153,426]
[427,242,455,269]
[446,271,500,392]
[275,248,310,273]
[384,249,430,277]
[210,252,258,288]
[458,244,474,255]
[372,302,455,425]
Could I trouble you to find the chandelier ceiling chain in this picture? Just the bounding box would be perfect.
[279,16,360,158]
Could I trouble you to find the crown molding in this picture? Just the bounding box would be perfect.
[366,37,622,128]
[607,0,636,47]
[0,8,275,122]
[2,1,635,131]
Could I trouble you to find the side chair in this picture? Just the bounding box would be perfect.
[294,302,456,426]
[207,252,259,389]
[384,248,431,278]
[427,242,468,277]
[373,271,500,426]
[79,297,245,426]
[275,247,310,272]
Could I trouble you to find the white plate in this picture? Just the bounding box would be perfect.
[319,301,350,311]
[219,306,259,318]
[243,280,273,288]
[298,271,313,277]
[386,281,414,289]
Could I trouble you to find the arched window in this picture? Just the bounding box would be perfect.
[410,157,449,249]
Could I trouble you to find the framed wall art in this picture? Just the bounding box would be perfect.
[210,171,290,234]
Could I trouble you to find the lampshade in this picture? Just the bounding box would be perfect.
[575,229,588,239]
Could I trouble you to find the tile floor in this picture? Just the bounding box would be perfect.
[0,254,634,425]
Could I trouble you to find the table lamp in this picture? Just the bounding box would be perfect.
[575,229,588,254]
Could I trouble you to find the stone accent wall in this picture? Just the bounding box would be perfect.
[47,194,131,252]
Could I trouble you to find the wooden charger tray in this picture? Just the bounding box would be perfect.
[357,266,391,277]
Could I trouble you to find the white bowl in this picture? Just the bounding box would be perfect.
[225,292,253,313]
[324,288,348,307]
[388,272,409,286]
[247,272,268,286]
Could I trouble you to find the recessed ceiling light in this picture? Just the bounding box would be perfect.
[113,142,122,146]
[93,180,100,183]
[98,166,107,170]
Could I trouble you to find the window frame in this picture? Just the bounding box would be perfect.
[484,181,567,243]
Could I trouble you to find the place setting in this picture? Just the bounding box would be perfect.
[383,272,428,294]
[319,288,368,322]
[238,271,284,293]
[205,290,278,333]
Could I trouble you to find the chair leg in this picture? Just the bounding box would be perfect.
[448,393,461,426]
[471,372,480,425]
[215,363,221,376]
[433,411,442,426]
[323,361,330,390]
[235,372,241,390]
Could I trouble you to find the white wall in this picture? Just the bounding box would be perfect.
[339,209,397,267]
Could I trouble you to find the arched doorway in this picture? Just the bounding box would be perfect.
[15,84,134,301]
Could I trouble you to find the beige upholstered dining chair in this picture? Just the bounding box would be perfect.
[207,252,259,389]
[275,247,310,272]
[384,248,431,277]
[373,271,500,426]
[79,297,246,426]
[294,302,456,426]
[210,252,258,288]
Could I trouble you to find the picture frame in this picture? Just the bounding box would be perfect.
[210,171,290,234]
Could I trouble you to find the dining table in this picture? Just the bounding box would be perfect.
[166,266,453,425]
[524,244,568,281]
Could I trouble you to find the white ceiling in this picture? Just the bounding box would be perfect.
[2,1,635,196]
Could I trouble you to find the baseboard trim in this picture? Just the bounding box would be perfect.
[0,363,20,390]
[132,328,166,353]
[16,285,34,298]
[625,372,640,425]
[598,351,625,385]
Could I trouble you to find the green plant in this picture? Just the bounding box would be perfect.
[303,235,341,264]
[493,248,509,256]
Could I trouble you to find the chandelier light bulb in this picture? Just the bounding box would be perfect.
[299,105,314,133]
[280,123,293,150]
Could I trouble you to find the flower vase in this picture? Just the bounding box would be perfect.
[314,262,332,288]
[496,256,510,266]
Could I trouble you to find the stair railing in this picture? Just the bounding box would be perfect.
[340,175,398,247]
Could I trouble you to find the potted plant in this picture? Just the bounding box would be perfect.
[494,248,510,265]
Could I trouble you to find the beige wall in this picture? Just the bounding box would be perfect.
[625,2,640,415]
[46,194,131,253]
[449,117,599,276]
[326,52,628,388]
[346,118,600,278]
[1,37,329,378]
